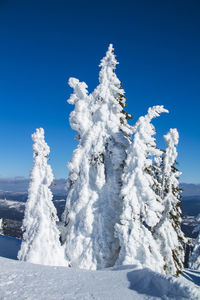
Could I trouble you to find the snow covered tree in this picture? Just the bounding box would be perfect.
[0,218,6,235]
[62,44,133,270]
[0,219,2,234]
[189,214,200,270]
[18,128,67,266]
[152,129,185,276]
[61,78,96,269]
[115,106,168,274]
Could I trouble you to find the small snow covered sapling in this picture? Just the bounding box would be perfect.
[0,219,2,234]
[18,128,68,266]
[115,106,168,274]
[0,218,6,235]
[0,218,5,235]
[153,129,185,276]
[189,214,200,270]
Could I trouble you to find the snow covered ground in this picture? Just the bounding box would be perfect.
[0,235,200,299]
[0,234,21,260]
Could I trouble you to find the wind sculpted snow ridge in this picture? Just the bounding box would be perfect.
[0,255,199,300]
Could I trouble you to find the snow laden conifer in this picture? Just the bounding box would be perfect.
[62,44,132,270]
[152,129,185,276]
[61,78,96,269]
[189,215,200,270]
[18,128,67,266]
[115,106,168,274]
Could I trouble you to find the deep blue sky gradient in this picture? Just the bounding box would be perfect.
[0,0,200,183]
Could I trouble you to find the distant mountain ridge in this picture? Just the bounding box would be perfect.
[180,183,200,196]
[0,178,199,196]
[0,178,66,195]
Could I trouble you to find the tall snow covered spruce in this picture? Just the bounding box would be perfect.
[115,106,168,274]
[152,129,185,276]
[18,128,67,266]
[62,44,132,270]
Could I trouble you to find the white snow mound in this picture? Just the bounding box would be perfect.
[0,251,199,299]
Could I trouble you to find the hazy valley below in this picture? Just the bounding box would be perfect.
[0,179,200,240]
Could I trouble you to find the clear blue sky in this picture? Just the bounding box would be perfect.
[0,0,199,183]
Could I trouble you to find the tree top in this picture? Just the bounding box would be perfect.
[32,128,50,157]
[99,43,118,69]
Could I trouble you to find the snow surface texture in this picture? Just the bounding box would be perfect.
[189,214,200,269]
[18,128,67,266]
[1,236,199,299]
[62,44,132,270]
[115,106,168,273]
[0,251,199,300]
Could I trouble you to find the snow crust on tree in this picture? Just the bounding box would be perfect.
[67,77,93,137]
[153,128,185,276]
[189,214,200,270]
[115,106,168,273]
[18,128,67,266]
[62,44,132,270]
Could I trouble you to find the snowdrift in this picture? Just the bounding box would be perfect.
[0,235,199,300]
